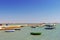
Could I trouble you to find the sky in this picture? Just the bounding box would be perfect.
[0,0,60,23]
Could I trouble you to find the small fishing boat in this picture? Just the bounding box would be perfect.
[45,25,54,27]
[20,26,24,27]
[30,32,41,35]
[45,27,55,30]
[6,24,8,26]
[5,30,15,32]
[31,26,36,28]
[36,26,39,27]
[14,28,21,30]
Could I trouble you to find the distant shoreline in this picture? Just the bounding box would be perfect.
[0,23,58,24]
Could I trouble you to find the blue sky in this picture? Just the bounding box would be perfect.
[0,0,60,23]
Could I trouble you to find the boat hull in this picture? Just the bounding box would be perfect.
[30,32,41,35]
[5,30,15,32]
[45,27,54,30]
[14,28,21,30]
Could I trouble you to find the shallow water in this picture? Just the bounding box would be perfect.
[0,24,60,40]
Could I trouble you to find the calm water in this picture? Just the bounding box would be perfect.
[0,24,60,40]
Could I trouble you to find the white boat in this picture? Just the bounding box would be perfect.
[5,30,15,32]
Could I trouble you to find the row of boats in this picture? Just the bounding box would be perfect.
[4,26,24,32]
[30,24,56,35]
[31,24,56,30]
[2,24,56,36]
[5,28,21,32]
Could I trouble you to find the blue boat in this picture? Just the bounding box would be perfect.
[5,30,15,32]
[45,27,55,30]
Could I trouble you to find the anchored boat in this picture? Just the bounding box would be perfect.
[31,26,36,28]
[45,27,55,30]
[5,30,15,32]
[14,28,21,30]
[45,25,54,27]
[30,32,41,35]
